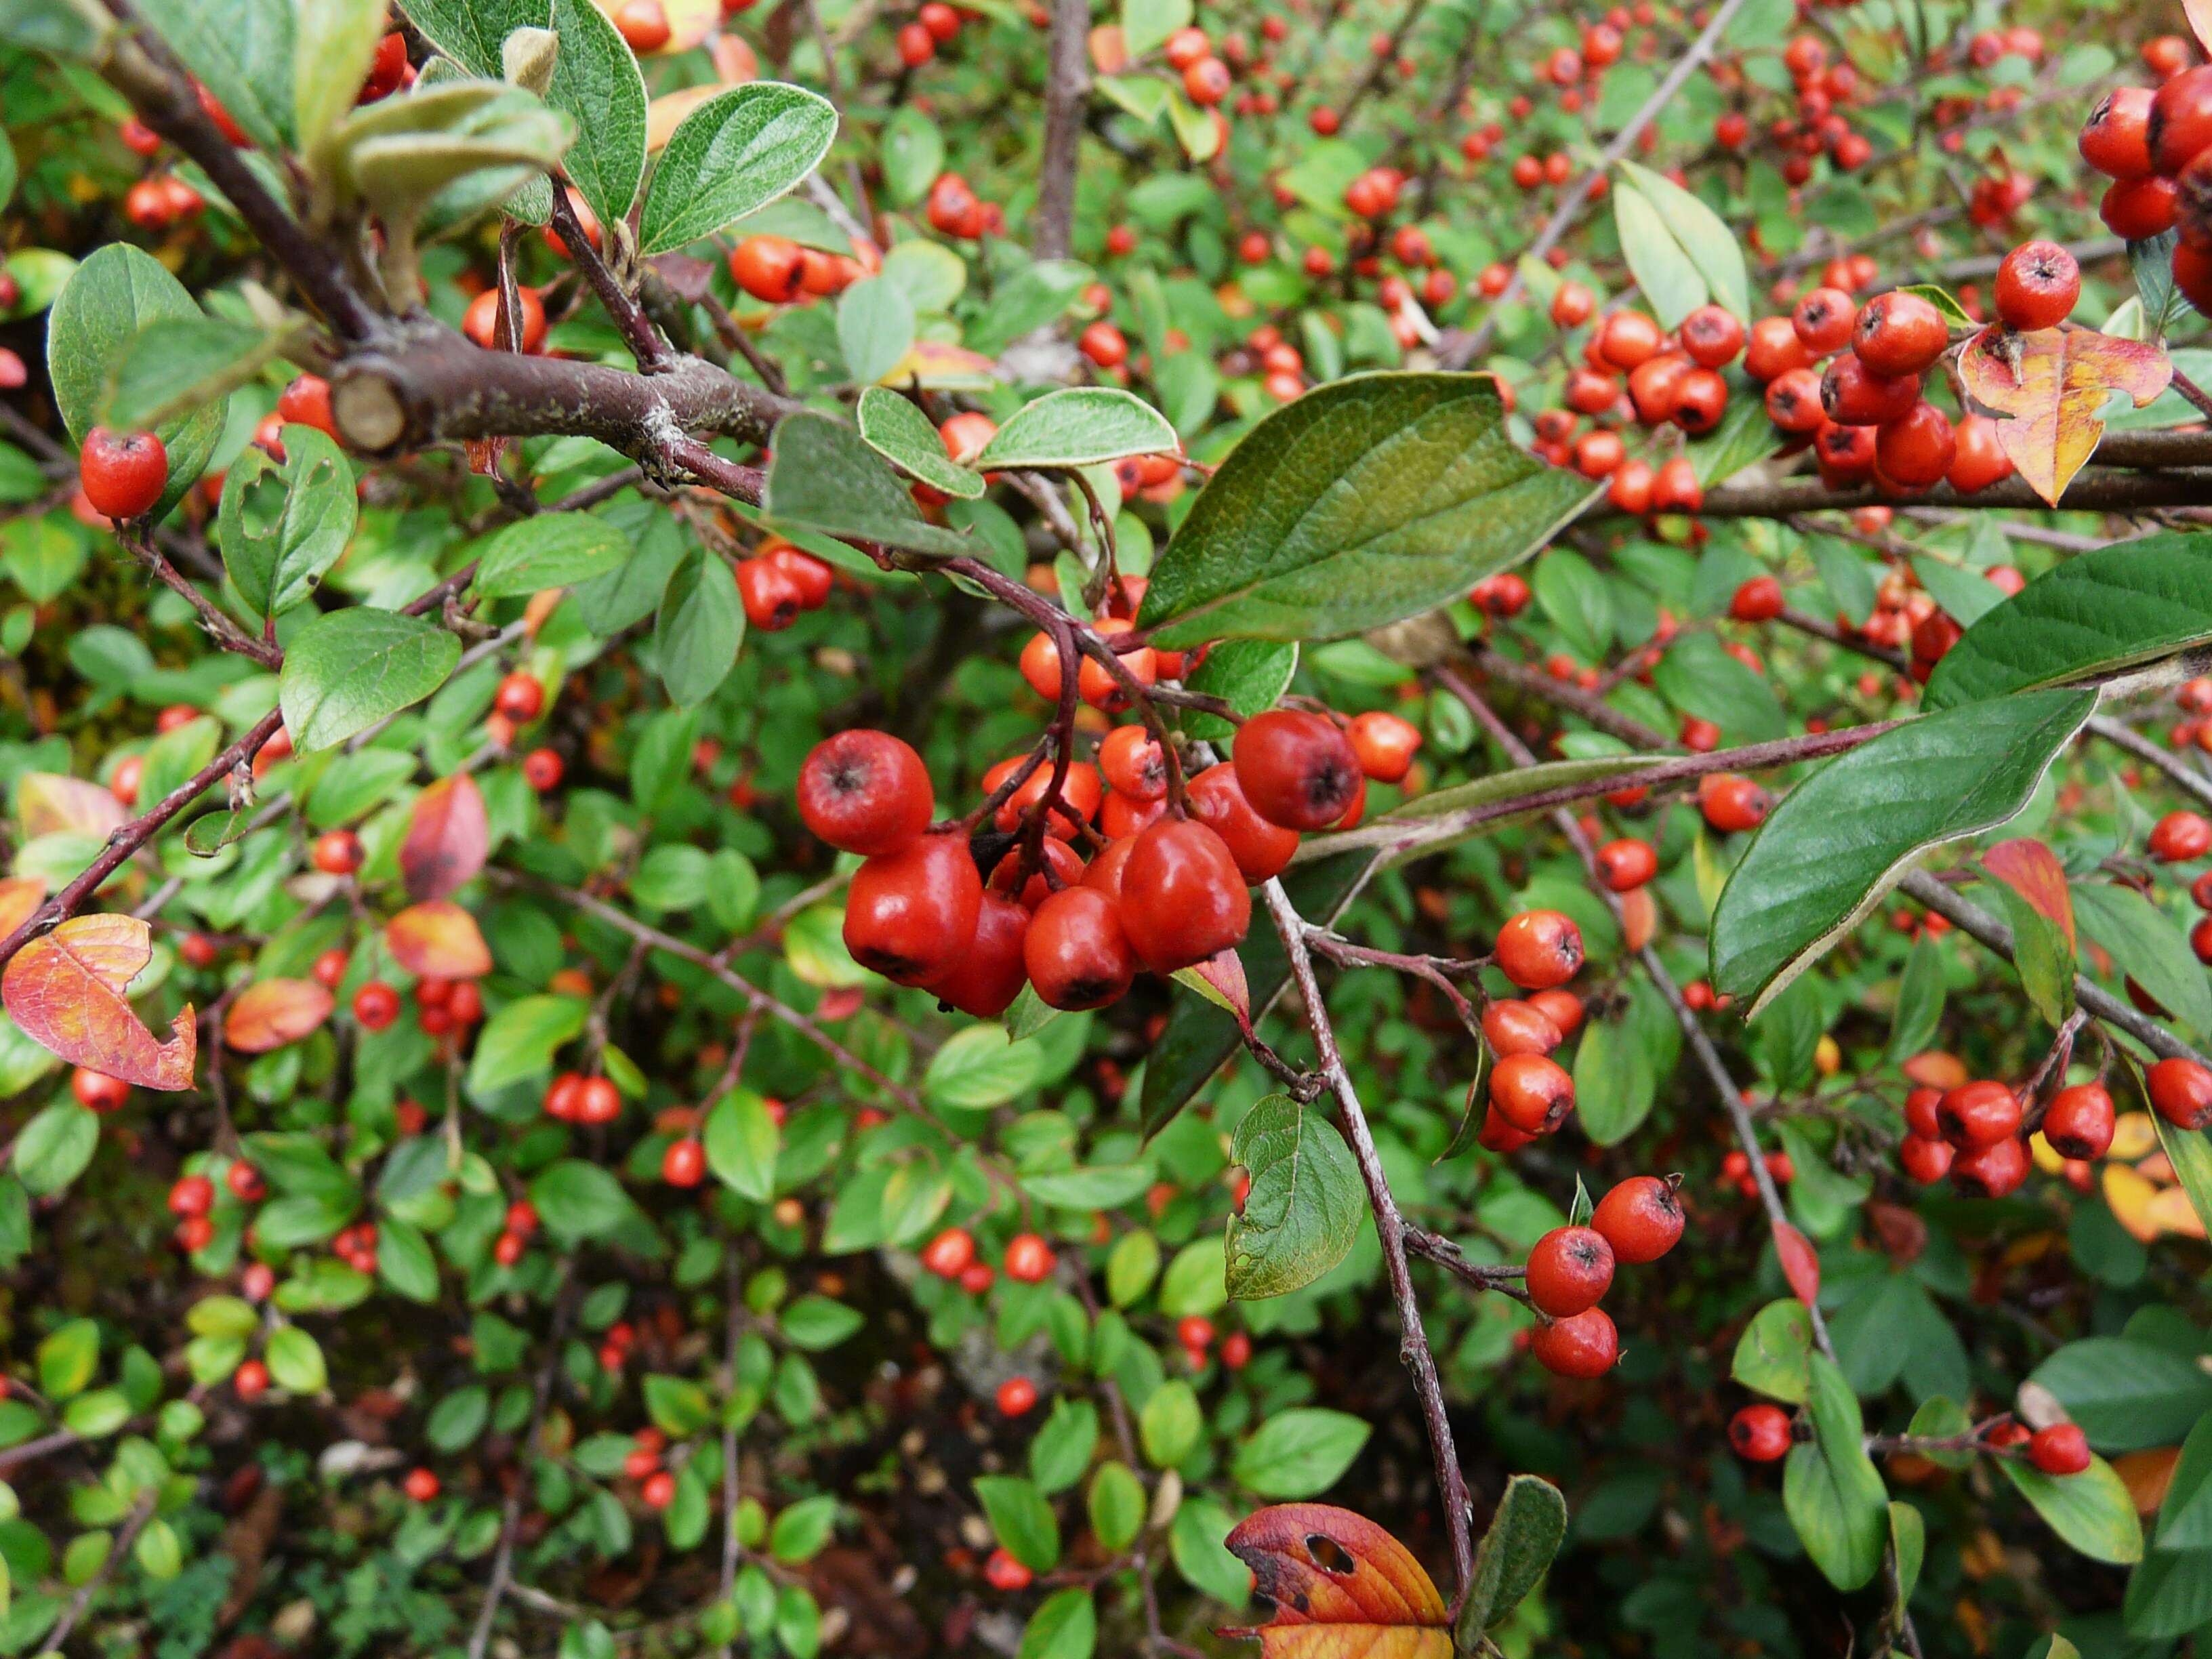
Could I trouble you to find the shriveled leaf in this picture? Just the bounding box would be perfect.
[1708,689,2095,1013]
[1958,325,2172,506]
[224,979,334,1052]
[1,914,196,1090]
[1224,1095,1363,1300]
[401,775,489,901]
[1221,1504,1448,1658]
[1136,373,1597,650]
[385,901,494,979]
[1923,531,2212,710]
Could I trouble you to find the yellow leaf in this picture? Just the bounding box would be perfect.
[1959,325,2172,506]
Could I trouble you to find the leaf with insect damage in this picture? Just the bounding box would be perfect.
[1221,1504,1449,1659]
[1,914,195,1090]
[1958,325,2171,507]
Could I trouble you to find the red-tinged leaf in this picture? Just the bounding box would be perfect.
[0,914,196,1090]
[224,978,335,1052]
[0,878,45,939]
[400,775,489,901]
[16,773,126,840]
[1959,325,2172,506]
[385,901,494,979]
[1773,1218,1820,1308]
[1197,948,1251,1024]
[1982,837,2075,949]
[1221,1504,1450,1659]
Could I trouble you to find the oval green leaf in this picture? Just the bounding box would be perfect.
[637,83,838,256]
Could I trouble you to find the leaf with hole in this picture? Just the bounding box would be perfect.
[220,424,358,621]
[1,915,196,1090]
[1222,1504,1448,1658]
[1957,324,2172,507]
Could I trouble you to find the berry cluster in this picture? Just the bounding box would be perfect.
[1521,1175,1685,1378]
[2083,50,2212,313]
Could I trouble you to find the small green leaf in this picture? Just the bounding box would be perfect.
[545,0,649,226]
[467,994,588,1094]
[1618,159,1748,319]
[472,510,632,598]
[704,1087,780,1202]
[836,277,916,386]
[654,548,745,708]
[1454,1473,1568,1642]
[974,1475,1061,1573]
[264,1326,328,1393]
[1016,1587,1096,1659]
[972,388,1178,472]
[101,315,294,434]
[279,608,462,752]
[1611,176,1706,329]
[764,411,975,558]
[1223,1094,1363,1300]
[1229,1408,1369,1499]
[637,83,838,255]
[855,386,983,499]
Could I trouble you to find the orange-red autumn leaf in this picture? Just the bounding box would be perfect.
[1772,1218,1820,1308]
[1959,325,2172,506]
[1221,1504,1450,1659]
[0,877,45,940]
[0,914,196,1090]
[224,978,335,1053]
[16,772,126,840]
[386,901,494,979]
[401,775,489,902]
[1982,837,2075,949]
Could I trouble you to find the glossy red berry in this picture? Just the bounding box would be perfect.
[928,892,1031,1019]
[2081,85,2155,180]
[1525,1225,1615,1317]
[1188,763,1300,883]
[1898,1133,1954,1183]
[2041,1083,2115,1160]
[1023,885,1137,1009]
[1118,819,1251,973]
[1729,1404,1793,1462]
[1494,909,1582,990]
[1481,999,1563,1057]
[353,981,400,1029]
[493,672,544,722]
[1489,1052,1575,1134]
[1590,1175,1683,1263]
[1994,241,2080,331]
[736,555,806,631]
[79,428,169,519]
[1004,1233,1056,1282]
[798,730,934,856]
[2149,64,2212,176]
[2027,1422,2092,1476]
[1231,710,1363,831]
[729,234,808,304]
[311,829,363,876]
[1790,287,1855,354]
[922,1227,976,1277]
[404,1467,441,1502]
[661,1138,705,1187]
[1531,1306,1619,1378]
[985,1549,1033,1591]
[1594,838,1658,891]
[1346,710,1422,783]
[234,1358,270,1400]
[844,831,981,986]
[1936,1080,2021,1149]
[1851,291,1950,377]
[996,1376,1040,1416]
[1875,403,1957,490]
[1098,724,1168,802]
[1949,1134,2029,1198]
[2148,1057,2212,1130]
[1679,304,1745,369]
[1729,576,1785,623]
[2150,810,2212,861]
[521,747,564,790]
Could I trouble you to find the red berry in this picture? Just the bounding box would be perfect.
[353,981,401,1030]
[1004,1233,1056,1282]
[2150,65,2212,176]
[1489,1052,1575,1134]
[1483,1000,1563,1057]
[2027,1422,2091,1476]
[1875,403,1956,490]
[1231,710,1363,831]
[1494,909,1582,990]
[493,672,545,721]
[844,831,982,986]
[312,828,363,876]
[1729,1403,1793,1462]
[1187,763,1300,884]
[1593,838,1658,892]
[1791,287,1855,354]
[927,893,1032,1019]
[996,1376,1039,1415]
[1525,1225,1616,1317]
[1022,885,1136,1010]
[1851,291,1950,377]
[404,1467,441,1502]
[234,1358,270,1400]
[79,428,169,519]
[168,1174,215,1216]
[2042,1084,2116,1160]
[641,1470,676,1509]
[1936,1080,2021,1149]
[1346,711,1422,783]
[2081,86,2156,180]
[798,730,934,857]
[2150,810,2212,861]
[1898,1133,1954,1183]
[521,747,565,791]
[1679,304,1745,368]
[729,235,808,304]
[2148,1057,2212,1130]
[1531,1306,1619,1378]
[985,1548,1033,1591]
[736,555,806,631]
[922,1227,976,1278]
[1118,819,1250,974]
[1948,1134,2029,1197]
[1729,576,1785,623]
[661,1138,705,1187]
[1994,241,2080,331]
[1590,1175,1684,1263]
[73,1068,131,1111]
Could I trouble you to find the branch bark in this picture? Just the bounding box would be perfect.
[1033,0,1090,261]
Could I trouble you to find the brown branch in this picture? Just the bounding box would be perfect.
[1033,0,1091,260]
[1640,466,2212,521]
[550,184,673,372]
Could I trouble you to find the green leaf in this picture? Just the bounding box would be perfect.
[335,84,573,218]
[1999,1454,2142,1564]
[1139,1380,1202,1467]
[1017,1587,1096,1659]
[1891,1500,1926,1613]
[2070,882,2212,1038]
[1229,1408,1370,1498]
[1732,1298,1814,1402]
[1709,689,2095,1014]
[1137,373,1595,649]
[1029,1396,1099,1496]
[472,511,631,598]
[2030,1338,2212,1451]
[12,1103,98,1197]
[924,1024,1045,1111]
[280,608,462,752]
[1911,554,2007,629]
[1885,931,1948,1061]
[1170,1496,1250,1607]
[878,106,943,206]
[2125,1540,2212,1637]
[974,1475,1061,1573]
[637,83,838,255]
[295,0,390,159]
[780,1294,862,1351]
[642,1374,715,1436]
[1533,547,1614,661]
[137,0,294,150]
[1650,632,1786,743]
[1618,160,1749,319]
[1085,1461,1143,1553]
[38,1318,98,1399]
[545,0,648,226]
[1120,0,1191,58]
[220,424,358,621]
[264,1326,327,1393]
[972,389,1178,472]
[654,548,745,707]
[1923,531,2212,710]
[377,1216,439,1302]
[1572,1009,1660,1146]
[1223,1094,1363,1300]
[101,315,293,434]
[967,260,1092,356]
[467,994,588,1093]
[529,1158,632,1243]
[1022,1163,1153,1210]
[836,277,916,386]
[2153,1411,2212,1551]
[1994,878,2076,1027]
[855,387,983,499]
[394,0,546,77]
[1782,1354,1888,1591]
[704,1087,780,1202]
[46,245,224,516]
[1612,176,1706,329]
[764,411,976,558]
[1454,1473,1568,1642]
[769,1493,838,1562]
[1178,639,1297,743]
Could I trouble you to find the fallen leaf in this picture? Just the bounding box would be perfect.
[16,773,126,840]
[0,914,196,1090]
[386,901,493,979]
[0,877,46,939]
[1772,1218,1820,1307]
[1959,325,2173,506]
[224,978,335,1052]
[1222,1504,1450,1659]
[400,775,489,902]
[1982,838,2075,948]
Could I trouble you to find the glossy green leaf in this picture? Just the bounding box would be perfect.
[2151,1111,2212,1246]
[654,548,745,708]
[1136,373,1597,649]
[1923,531,2212,710]
[972,389,1178,472]
[466,994,587,1093]
[101,316,291,434]
[472,510,632,598]
[1223,1094,1364,1300]
[1782,1355,1888,1591]
[1710,689,2095,1014]
[220,424,358,621]
[974,1475,1060,1573]
[1999,1454,2142,1564]
[1732,1298,1814,1403]
[855,387,983,499]
[396,0,547,76]
[1017,1587,1096,1659]
[1230,1408,1370,1498]
[638,83,838,255]
[2070,882,2212,1038]
[2028,1338,2212,1451]
[279,609,463,752]
[705,1087,780,1202]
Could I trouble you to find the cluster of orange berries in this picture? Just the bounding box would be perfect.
[1520,1175,1685,1378]
[2081,49,2212,313]
[352,970,486,1040]
[1896,1076,2121,1198]
[164,1158,262,1252]
[726,230,878,305]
